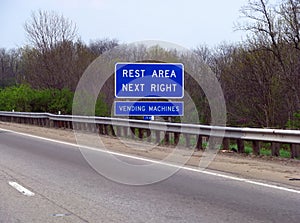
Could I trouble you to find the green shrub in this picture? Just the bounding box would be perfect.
[286,111,300,129]
[0,85,34,111]
[0,85,109,116]
[47,88,74,114]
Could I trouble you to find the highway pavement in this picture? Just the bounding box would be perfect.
[0,129,299,222]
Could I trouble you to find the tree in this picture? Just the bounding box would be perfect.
[0,48,20,87]
[24,10,77,52]
[279,0,300,50]
[89,38,119,56]
[216,43,286,127]
[22,10,95,90]
[235,0,300,126]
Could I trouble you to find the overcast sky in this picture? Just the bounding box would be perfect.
[1,0,251,49]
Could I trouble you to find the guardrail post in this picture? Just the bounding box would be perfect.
[65,121,70,129]
[104,124,109,135]
[222,138,230,150]
[87,123,92,132]
[61,121,66,129]
[237,139,245,153]
[111,125,116,136]
[54,120,59,128]
[164,131,170,145]
[156,131,160,144]
[116,126,121,137]
[98,124,104,134]
[196,135,203,150]
[130,127,136,139]
[208,137,220,150]
[290,144,300,159]
[271,142,280,157]
[123,126,128,138]
[174,132,180,146]
[185,134,190,148]
[45,118,49,127]
[49,119,54,128]
[138,128,143,140]
[252,141,260,155]
[90,123,95,133]
[72,122,77,130]
[146,129,151,142]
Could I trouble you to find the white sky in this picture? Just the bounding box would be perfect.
[1,0,250,49]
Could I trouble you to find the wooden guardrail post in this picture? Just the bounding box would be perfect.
[174,132,180,146]
[49,119,54,128]
[290,144,300,159]
[99,124,104,134]
[123,126,128,138]
[185,134,190,148]
[222,138,230,150]
[138,128,143,140]
[104,124,109,135]
[271,142,280,157]
[156,131,160,144]
[196,135,203,150]
[66,121,70,129]
[147,129,151,142]
[237,139,245,153]
[164,131,170,145]
[110,125,116,137]
[252,141,260,155]
[90,123,96,133]
[45,118,49,127]
[130,127,135,139]
[116,126,121,137]
[163,117,170,145]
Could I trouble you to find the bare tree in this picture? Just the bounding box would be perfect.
[89,38,119,56]
[22,10,94,90]
[24,10,77,52]
[238,0,285,67]
[279,0,300,50]
[193,44,213,65]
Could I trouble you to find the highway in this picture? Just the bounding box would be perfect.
[0,129,299,223]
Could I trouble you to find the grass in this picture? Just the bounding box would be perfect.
[231,143,291,158]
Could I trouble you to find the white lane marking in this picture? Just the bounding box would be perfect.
[1,127,300,195]
[8,181,35,196]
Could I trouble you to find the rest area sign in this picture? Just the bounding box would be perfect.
[115,63,184,98]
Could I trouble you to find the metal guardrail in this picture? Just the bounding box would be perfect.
[0,111,299,158]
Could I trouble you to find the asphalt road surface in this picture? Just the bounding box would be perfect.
[0,129,299,223]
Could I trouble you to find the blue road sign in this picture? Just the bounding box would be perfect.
[114,101,184,116]
[143,116,154,121]
[115,63,184,98]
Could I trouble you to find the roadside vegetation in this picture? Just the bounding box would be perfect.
[0,84,108,116]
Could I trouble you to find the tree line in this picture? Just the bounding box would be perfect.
[0,0,300,129]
